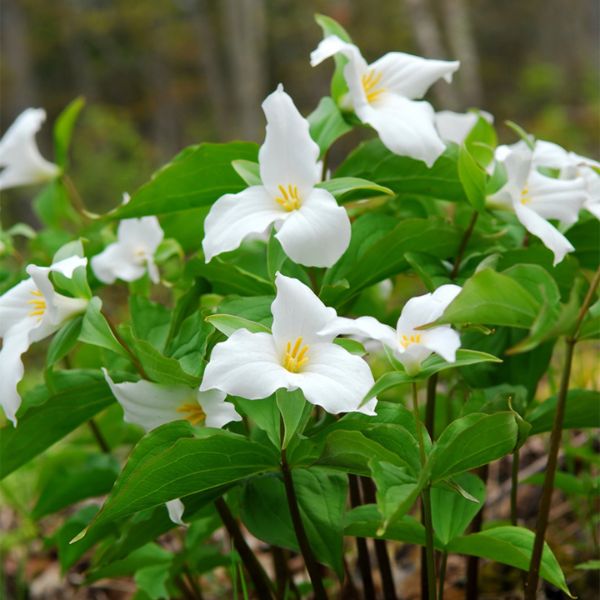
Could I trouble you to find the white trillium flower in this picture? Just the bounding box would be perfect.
[0,255,88,425]
[434,110,494,145]
[103,370,242,525]
[200,273,378,415]
[320,285,462,376]
[0,108,60,191]
[489,145,587,265]
[202,86,350,267]
[91,217,164,284]
[310,35,460,167]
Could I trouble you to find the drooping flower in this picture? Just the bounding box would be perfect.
[0,108,60,191]
[91,216,164,284]
[320,285,462,376]
[488,145,588,265]
[200,273,377,415]
[202,86,350,267]
[103,370,241,525]
[434,110,493,145]
[0,255,88,425]
[310,35,459,167]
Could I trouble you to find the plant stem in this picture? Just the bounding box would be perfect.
[87,419,110,453]
[280,446,328,600]
[214,497,274,599]
[349,475,375,599]
[359,477,397,600]
[465,465,488,600]
[425,374,438,438]
[62,174,93,221]
[524,266,600,599]
[438,551,448,600]
[412,383,436,600]
[103,311,150,380]
[450,211,478,279]
[321,147,331,182]
[510,449,519,526]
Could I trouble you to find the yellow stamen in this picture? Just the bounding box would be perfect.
[177,402,206,426]
[275,184,302,211]
[283,336,310,372]
[520,186,531,205]
[362,69,386,103]
[400,334,422,349]
[27,289,46,319]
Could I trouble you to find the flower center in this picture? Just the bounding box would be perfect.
[283,336,309,372]
[133,246,148,264]
[361,69,385,104]
[275,184,301,211]
[177,402,206,426]
[400,333,421,349]
[520,186,531,205]
[28,289,46,320]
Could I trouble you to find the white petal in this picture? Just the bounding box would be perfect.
[499,145,532,192]
[420,326,461,363]
[166,499,187,526]
[0,108,59,190]
[197,388,242,428]
[0,277,38,337]
[200,330,292,399]
[292,342,376,414]
[318,315,397,349]
[357,95,445,167]
[118,217,164,252]
[368,52,459,100]
[431,284,462,307]
[0,322,32,425]
[258,86,321,196]
[532,140,570,170]
[514,203,574,265]
[51,255,88,278]
[271,273,338,348]
[202,186,284,262]
[435,110,492,145]
[275,188,351,267]
[91,242,145,284]
[103,370,193,431]
[397,285,461,333]
[394,344,432,376]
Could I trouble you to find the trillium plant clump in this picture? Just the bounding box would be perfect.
[1,15,599,600]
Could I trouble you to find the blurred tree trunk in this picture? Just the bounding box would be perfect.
[402,0,461,109]
[441,0,483,106]
[222,0,267,141]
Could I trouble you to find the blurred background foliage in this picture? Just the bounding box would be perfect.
[1,0,598,221]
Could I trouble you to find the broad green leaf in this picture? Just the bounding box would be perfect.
[523,472,600,497]
[191,258,273,296]
[135,563,172,600]
[235,395,280,448]
[266,231,287,281]
[231,159,261,186]
[112,142,258,218]
[54,96,85,168]
[33,179,77,227]
[167,310,213,377]
[575,560,600,570]
[316,176,393,203]
[276,389,311,449]
[464,113,497,166]
[405,252,452,291]
[0,371,114,479]
[241,469,347,577]
[566,218,600,269]
[439,268,540,328]
[79,297,128,357]
[448,526,572,596]
[308,97,352,156]
[458,143,486,211]
[428,412,518,481]
[89,424,278,528]
[206,313,271,337]
[130,296,171,352]
[431,472,485,546]
[527,389,600,434]
[46,316,83,367]
[217,295,274,325]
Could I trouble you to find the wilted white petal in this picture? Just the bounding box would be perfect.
[271,273,337,348]
[202,186,285,262]
[166,499,187,526]
[275,188,350,267]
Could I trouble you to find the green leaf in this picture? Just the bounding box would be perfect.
[431,472,485,546]
[276,389,311,449]
[308,97,352,156]
[192,258,273,296]
[527,389,600,434]
[314,15,352,102]
[135,562,172,600]
[428,412,518,482]
[439,268,540,329]
[89,425,278,528]
[0,371,114,479]
[316,177,393,203]
[33,179,78,227]
[523,472,600,497]
[566,218,600,269]
[206,313,271,337]
[130,296,171,353]
[266,231,287,282]
[53,96,85,168]
[235,396,280,448]
[458,143,487,211]
[46,316,83,367]
[241,469,347,577]
[448,526,572,596]
[464,113,497,167]
[112,142,258,218]
[79,297,128,357]
[231,159,261,186]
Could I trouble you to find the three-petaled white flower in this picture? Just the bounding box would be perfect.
[0,255,88,425]
[91,217,164,284]
[489,144,588,265]
[103,370,241,524]
[320,285,462,376]
[0,108,60,191]
[202,86,350,267]
[434,110,493,145]
[310,36,459,167]
[200,273,377,415]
